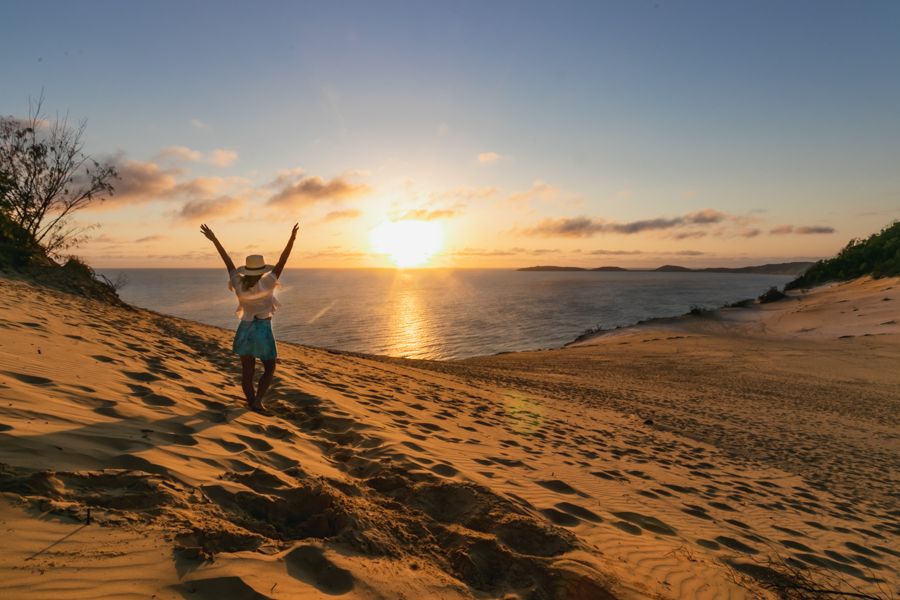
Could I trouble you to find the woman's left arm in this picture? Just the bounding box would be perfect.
[273,223,299,279]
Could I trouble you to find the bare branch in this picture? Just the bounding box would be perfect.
[0,96,117,258]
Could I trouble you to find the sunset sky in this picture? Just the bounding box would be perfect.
[2,1,898,268]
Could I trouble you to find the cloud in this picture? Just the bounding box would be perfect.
[169,176,227,198]
[524,216,603,238]
[322,209,361,222]
[449,248,518,257]
[686,208,728,224]
[157,146,238,167]
[395,208,458,221]
[208,148,238,167]
[587,249,645,255]
[506,180,560,204]
[191,118,209,129]
[302,247,368,260]
[85,233,121,244]
[671,231,708,240]
[739,228,761,238]
[429,186,499,202]
[106,160,181,206]
[795,225,836,234]
[523,209,730,238]
[135,235,167,243]
[267,172,371,208]
[159,146,203,162]
[177,196,244,222]
[769,224,836,235]
[478,152,504,164]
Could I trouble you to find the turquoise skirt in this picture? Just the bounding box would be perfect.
[233,318,277,361]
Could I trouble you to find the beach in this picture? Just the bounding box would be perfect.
[1,273,897,599]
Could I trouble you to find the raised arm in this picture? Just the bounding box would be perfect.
[200,224,236,274]
[273,223,299,279]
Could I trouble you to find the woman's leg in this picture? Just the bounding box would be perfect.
[240,355,256,406]
[256,359,276,406]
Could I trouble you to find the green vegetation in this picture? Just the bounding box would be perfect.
[786,221,900,290]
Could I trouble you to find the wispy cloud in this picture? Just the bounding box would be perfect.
[267,171,371,208]
[769,224,836,235]
[158,146,238,167]
[302,247,368,260]
[177,196,244,222]
[395,208,458,221]
[322,209,361,222]
[478,151,505,164]
[135,235,167,243]
[671,231,708,240]
[505,180,560,204]
[429,186,498,202]
[523,209,729,238]
[159,145,203,162]
[208,148,237,167]
[190,118,209,129]
[586,249,645,255]
[104,159,182,206]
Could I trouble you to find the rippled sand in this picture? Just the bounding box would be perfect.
[0,274,897,599]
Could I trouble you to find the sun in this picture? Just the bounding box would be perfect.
[369,220,444,267]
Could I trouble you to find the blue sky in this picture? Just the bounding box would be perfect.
[2,0,898,267]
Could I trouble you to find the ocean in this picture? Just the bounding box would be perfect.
[97,269,793,360]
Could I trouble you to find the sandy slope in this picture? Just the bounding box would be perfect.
[0,274,897,599]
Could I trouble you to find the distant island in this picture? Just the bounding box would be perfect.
[518,261,814,275]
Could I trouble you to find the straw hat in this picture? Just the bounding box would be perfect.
[236,254,273,276]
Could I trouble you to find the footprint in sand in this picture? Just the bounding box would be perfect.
[91,354,118,363]
[430,463,458,477]
[554,502,602,523]
[540,507,581,527]
[536,479,585,496]
[714,535,758,554]
[174,576,271,600]
[3,371,54,386]
[236,434,274,452]
[124,370,161,382]
[724,518,751,530]
[611,512,677,536]
[142,393,176,407]
[284,545,354,595]
[611,520,642,535]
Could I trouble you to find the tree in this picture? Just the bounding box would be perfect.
[0,95,117,257]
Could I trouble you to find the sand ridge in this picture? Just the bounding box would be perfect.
[0,274,898,599]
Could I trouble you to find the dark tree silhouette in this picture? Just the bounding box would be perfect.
[0,95,117,256]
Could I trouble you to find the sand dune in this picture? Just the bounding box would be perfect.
[1,274,897,599]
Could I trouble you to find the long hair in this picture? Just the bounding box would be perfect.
[240,274,262,291]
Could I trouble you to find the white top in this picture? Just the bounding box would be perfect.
[228,271,281,321]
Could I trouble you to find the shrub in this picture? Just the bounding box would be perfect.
[757,287,787,304]
[786,221,900,290]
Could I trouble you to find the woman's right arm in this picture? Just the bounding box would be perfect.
[200,224,236,274]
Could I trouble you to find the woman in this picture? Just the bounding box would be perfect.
[201,222,299,412]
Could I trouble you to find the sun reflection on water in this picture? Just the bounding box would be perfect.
[383,272,432,358]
